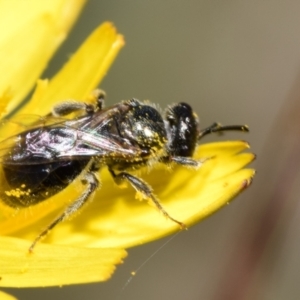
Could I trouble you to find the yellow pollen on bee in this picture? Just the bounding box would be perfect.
[4,186,31,198]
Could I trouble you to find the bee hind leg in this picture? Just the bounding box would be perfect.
[28,171,99,252]
[52,101,95,116]
[109,169,186,230]
[52,89,106,116]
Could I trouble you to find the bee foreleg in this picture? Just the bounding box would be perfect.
[109,169,186,230]
[29,172,99,252]
[170,156,203,168]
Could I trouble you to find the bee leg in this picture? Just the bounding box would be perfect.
[109,169,186,230]
[90,89,106,110]
[29,172,99,252]
[170,156,204,168]
[161,155,208,169]
[52,101,95,116]
[51,90,106,116]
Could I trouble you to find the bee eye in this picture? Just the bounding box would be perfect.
[166,102,199,157]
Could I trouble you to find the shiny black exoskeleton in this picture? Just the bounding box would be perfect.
[0,91,248,250]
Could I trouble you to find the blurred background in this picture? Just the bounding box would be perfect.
[5,1,300,299]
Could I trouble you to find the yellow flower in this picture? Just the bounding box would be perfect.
[0,0,255,293]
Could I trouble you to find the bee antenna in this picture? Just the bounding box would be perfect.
[198,123,249,140]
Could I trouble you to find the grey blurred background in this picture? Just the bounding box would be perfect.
[5,1,300,299]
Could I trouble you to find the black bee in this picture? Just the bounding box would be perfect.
[0,91,248,250]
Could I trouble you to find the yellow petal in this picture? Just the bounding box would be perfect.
[0,89,13,119]
[0,290,17,300]
[17,22,125,116]
[0,0,86,115]
[0,141,254,249]
[0,236,127,287]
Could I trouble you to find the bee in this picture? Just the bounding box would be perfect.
[0,91,248,251]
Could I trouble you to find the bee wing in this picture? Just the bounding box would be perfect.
[0,114,68,139]
[0,114,74,163]
[0,117,142,166]
[41,108,144,160]
[52,128,143,160]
